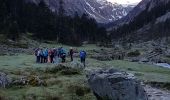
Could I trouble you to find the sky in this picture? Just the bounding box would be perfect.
[107,0,141,4]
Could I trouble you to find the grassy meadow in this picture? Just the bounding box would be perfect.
[0,44,170,99]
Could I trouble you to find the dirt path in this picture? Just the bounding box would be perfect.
[145,85,170,100]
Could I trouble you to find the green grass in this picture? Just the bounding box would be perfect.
[102,60,170,82]
[0,54,96,100]
[1,43,170,99]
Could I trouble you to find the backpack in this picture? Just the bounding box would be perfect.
[43,50,48,57]
[40,50,43,56]
[80,51,86,58]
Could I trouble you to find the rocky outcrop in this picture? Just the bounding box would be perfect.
[87,69,148,100]
[145,85,170,100]
[0,72,11,88]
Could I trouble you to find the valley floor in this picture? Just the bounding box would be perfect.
[0,44,170,100]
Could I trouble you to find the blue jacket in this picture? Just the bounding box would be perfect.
[43,49,48,57]
[80,51,86,58]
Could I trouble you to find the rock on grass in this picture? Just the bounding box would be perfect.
[0,72,11,88]
[87,68,148,100]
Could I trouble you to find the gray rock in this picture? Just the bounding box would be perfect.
[140,58,149,63]
[70,61,84,69]
[0,72,11,88]
[130,57,140,62]
[87,69,148,100]
[165,49,170,57]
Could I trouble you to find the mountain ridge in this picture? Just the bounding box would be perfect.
[110,0,170,42]
[26,0,135,23]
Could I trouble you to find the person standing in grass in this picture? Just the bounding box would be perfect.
[40,49,44,63]
[48,49,53,63]
[53,48,59,64]
[61,47,67,63]
[37,49,41,63]
[34,48,39,63]
[69,47,74,61]
[80,50,87,67]
[43,48,48,63]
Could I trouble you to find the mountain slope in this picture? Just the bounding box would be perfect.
[111,0,170,41]
[26,0,134,23]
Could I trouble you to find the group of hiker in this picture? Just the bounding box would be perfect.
[34,47,87,67]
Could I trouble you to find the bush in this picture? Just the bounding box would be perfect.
[46,95,62,100]
[45,64,82,75]
[60,69,81,75]
[45,64,69,73]
[127,50,140,57]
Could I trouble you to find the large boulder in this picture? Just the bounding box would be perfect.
[0,72,11,88]
[87,69,148,100]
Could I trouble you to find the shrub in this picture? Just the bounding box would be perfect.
[46,95,62,100]
[45,64,82,75]
[45,64,69,73]
[127,50,140,57]
[60,69,81,75]
[27,75,47,86]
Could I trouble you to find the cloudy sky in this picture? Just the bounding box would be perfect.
[107,0,141,4]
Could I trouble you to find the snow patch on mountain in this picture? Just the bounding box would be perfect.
[156,12,170,24]
[26,0,136,23]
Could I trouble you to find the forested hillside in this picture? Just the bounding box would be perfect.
[111,0,170,42]
[0,0,110,46]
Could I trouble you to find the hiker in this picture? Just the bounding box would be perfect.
[43,48,48,63]
[53,48,59,64]
[58,47,62,58]
[34,48,39,63]
[61,47,67,63]
[49,49,54,63]
[40,49,44,63]
[37,49,41,63]
[69,47,74,61]
[80,50,87,67]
